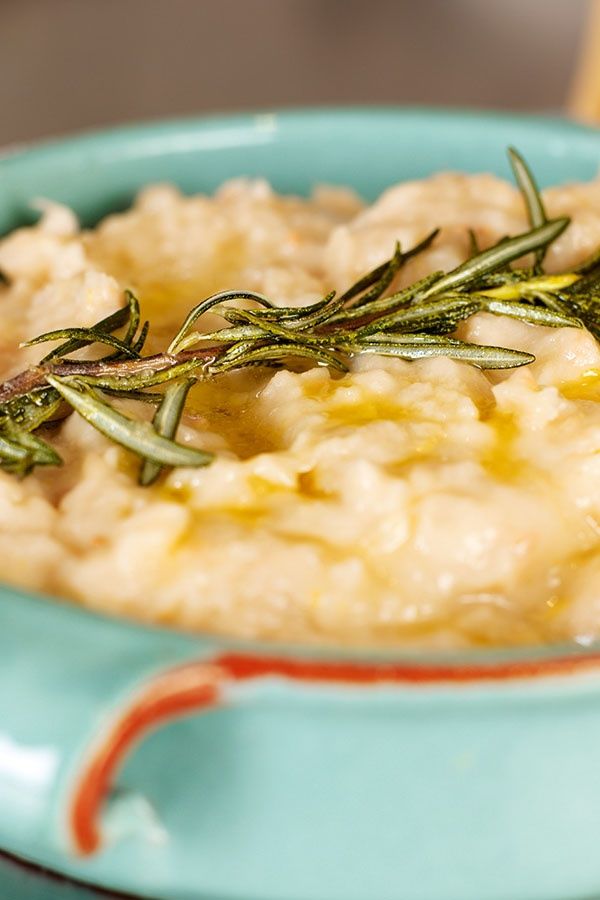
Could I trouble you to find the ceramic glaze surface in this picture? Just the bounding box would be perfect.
[2,109,600,900]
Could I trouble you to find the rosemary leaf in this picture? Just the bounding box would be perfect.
[341,242,403,310]
[79,293,148,364]
[100,388,163,404]
[348,335,535,368]
[357,297,481,336]
[0,423,62,475]
[341,230,440,309]
[468,229,480,256]
[7,428,62,466]
[328,272,444,325]
[46,376,213,469]
[531,290,573,313]
[122,290,141,347]
[508,147,548,268]
[286,291,343,329]
[0,435,37,476]
[212,342,348,374]
[480,299,582,328]
[234,291,344,332]
[478,273,580,300]
[250,292,336,323]
[419,219,569,300]
[40,304,132,363]
[131,319,150,355]
[168,290,274,354]
[139,379,195,486]
[179,326,266,346]
[0,435,30,465]
[23,327,139,359]
[222,306,325,344]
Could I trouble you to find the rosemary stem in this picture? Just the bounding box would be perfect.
[0,348,217,406]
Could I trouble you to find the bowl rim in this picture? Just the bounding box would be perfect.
[3,104,600,671]
[9,580,600,671]
[1,103,599,169]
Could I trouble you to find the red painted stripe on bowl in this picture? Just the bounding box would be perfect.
[70,665,223,856]
[68,649,600,857]
[218,650,600,683]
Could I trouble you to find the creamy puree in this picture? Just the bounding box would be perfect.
[3,174,600,647]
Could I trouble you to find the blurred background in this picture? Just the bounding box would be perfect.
[0,0,594,147]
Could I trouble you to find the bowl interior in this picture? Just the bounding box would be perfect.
[1,106,600,662]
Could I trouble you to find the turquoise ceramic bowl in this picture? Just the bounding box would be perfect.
[3,109,600,900]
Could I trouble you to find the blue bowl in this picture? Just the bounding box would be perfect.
[2,108,600,900]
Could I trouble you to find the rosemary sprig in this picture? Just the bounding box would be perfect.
[0,147,597,483]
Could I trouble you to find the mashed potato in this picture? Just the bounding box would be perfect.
[2,172,600,648]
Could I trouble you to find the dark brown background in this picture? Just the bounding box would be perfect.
[0,0,588,146]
